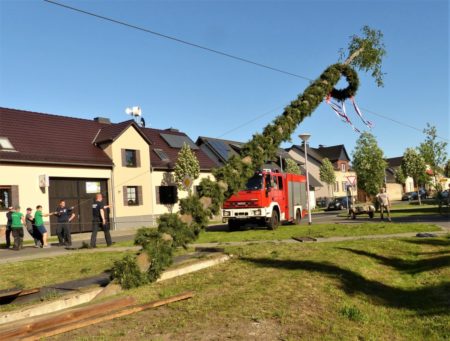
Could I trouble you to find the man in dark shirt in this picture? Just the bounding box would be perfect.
[90,193,112,248]
[5,206,13,248]
[54,200,75,247]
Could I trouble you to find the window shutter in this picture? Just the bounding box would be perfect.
[121,149,127,167]
[155,186,160,204]
[123,186,128,206]
[137,186,143,205]
[136,150,141,167]
[11,185,19,207]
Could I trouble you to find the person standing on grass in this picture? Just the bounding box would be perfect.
[25,207,42,248]
[10,206,25,250]
[34,205,52,248]
[90,193,112,248]
[54,200,75,247]
[376,187,391,222]
[4,206,13,248]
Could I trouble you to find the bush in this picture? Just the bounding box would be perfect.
[111,254,148,289]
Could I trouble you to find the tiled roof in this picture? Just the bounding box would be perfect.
[0,107,113,167]
[142,129,217,171]
[0,107,217,171]
[386,157,403,168]
[288,144,351,163]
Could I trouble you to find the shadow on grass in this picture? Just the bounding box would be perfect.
[241,257,450,315]
[403,236,450,247]
[337,248,450,274]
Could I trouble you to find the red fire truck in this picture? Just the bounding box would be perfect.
[222,170,308,230]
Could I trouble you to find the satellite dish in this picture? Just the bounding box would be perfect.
[125,107,133,115]
[132,106,142,117]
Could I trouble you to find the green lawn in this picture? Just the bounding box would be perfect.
[50,235,450,341]
[196,222,441,244]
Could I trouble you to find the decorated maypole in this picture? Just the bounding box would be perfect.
[112,26,386,288]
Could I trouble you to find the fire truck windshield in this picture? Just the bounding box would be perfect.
[245,174,263,190]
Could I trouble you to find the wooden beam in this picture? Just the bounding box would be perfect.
[21,292,194,340]
[0,296,135,339]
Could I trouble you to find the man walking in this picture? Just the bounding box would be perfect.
[54,200,75,247]
[11,206,25,250]
[25,207,42,247]
[90,193,112,248]
[376,187,391,222]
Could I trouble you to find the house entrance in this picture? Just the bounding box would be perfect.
[48,178,109,235]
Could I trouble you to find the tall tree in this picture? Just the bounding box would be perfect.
[285,159,301,175]
[418,123,448,187]
[352,132,387,198]
[174,143,200,194]
[319,157,336,198]
[401,148,427,205]
[444,160,450,178]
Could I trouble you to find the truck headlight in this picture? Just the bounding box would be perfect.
[253,209,261,216]
[223,210,231,217]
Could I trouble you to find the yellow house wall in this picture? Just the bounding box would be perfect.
[0,164,111,226]
[334,170,358,197]
[108,127,152,220]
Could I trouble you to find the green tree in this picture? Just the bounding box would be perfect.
[319,158,336,198]
[352,132,387,198]
[401,148,427,205]
[174,143,200,193]
[394,167,406,185]
[444,160,450,178]
[418,123,448,187]
[285,159,301,175]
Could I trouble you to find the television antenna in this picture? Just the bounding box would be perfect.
[125,106,146,127]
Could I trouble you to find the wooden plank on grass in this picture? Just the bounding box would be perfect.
[22,292,194,340]
[0,296,136,339]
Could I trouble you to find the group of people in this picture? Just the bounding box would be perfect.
[3,193,112,251]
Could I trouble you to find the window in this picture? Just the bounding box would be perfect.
[154,148,170,161]
[0,137,16,152]
[341,163,346,172]
[158,186,178,205]
[334,182,339,192]
[277,176,284,190]
[342,181,348,192]
[123,186,142,206]
[122,149,140,167]
[0,185,18,211]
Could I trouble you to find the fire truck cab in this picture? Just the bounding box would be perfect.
[222,170,307,230]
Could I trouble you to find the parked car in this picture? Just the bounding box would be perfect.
[326,196,350,211]
[402,190,426,201]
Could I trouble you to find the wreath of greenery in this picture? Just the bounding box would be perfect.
[329,64,359,101]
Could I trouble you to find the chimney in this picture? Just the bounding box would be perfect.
[318,144,325,148]
[165,127,179,132]
[94,117,111,124]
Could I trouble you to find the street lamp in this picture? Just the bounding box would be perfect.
[299,133,312,225]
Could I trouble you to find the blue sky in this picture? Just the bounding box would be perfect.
[1,0,448,159]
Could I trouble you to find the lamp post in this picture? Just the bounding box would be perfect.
[299,133,312,225]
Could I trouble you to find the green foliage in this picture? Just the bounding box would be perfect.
[340,25,386,87]
[402,148,427,185]
[340,305,365,322]
[179,195,208,233]
[144,236,174,282]
[319,158,336,185]
[394,168,406,185]
[157,213,196,249]
[174,143,200,191]
[285,159,301,174]
[352,132,387,196]
[418,123,448,179]
[111,254,148,289]
[197,177,224,216]
[445,160,450,178]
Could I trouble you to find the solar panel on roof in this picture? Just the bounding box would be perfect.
[208,139,229,160]
[154,148,170,161]
[160,133,199,149]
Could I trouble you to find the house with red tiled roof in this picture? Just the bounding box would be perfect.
[0,107,216,233]
[287,144,358,204]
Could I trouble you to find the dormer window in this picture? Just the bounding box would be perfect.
[0,137,16,152]
[154,148,170,161]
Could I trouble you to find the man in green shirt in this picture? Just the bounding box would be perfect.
[11,206,25,250]
[34,205,51,248]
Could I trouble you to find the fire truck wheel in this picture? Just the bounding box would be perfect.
[267,210,280,230]
[228,219,241,231]
[294,209,302,225]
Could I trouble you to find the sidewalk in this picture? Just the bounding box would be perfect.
[0,228,138,264]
